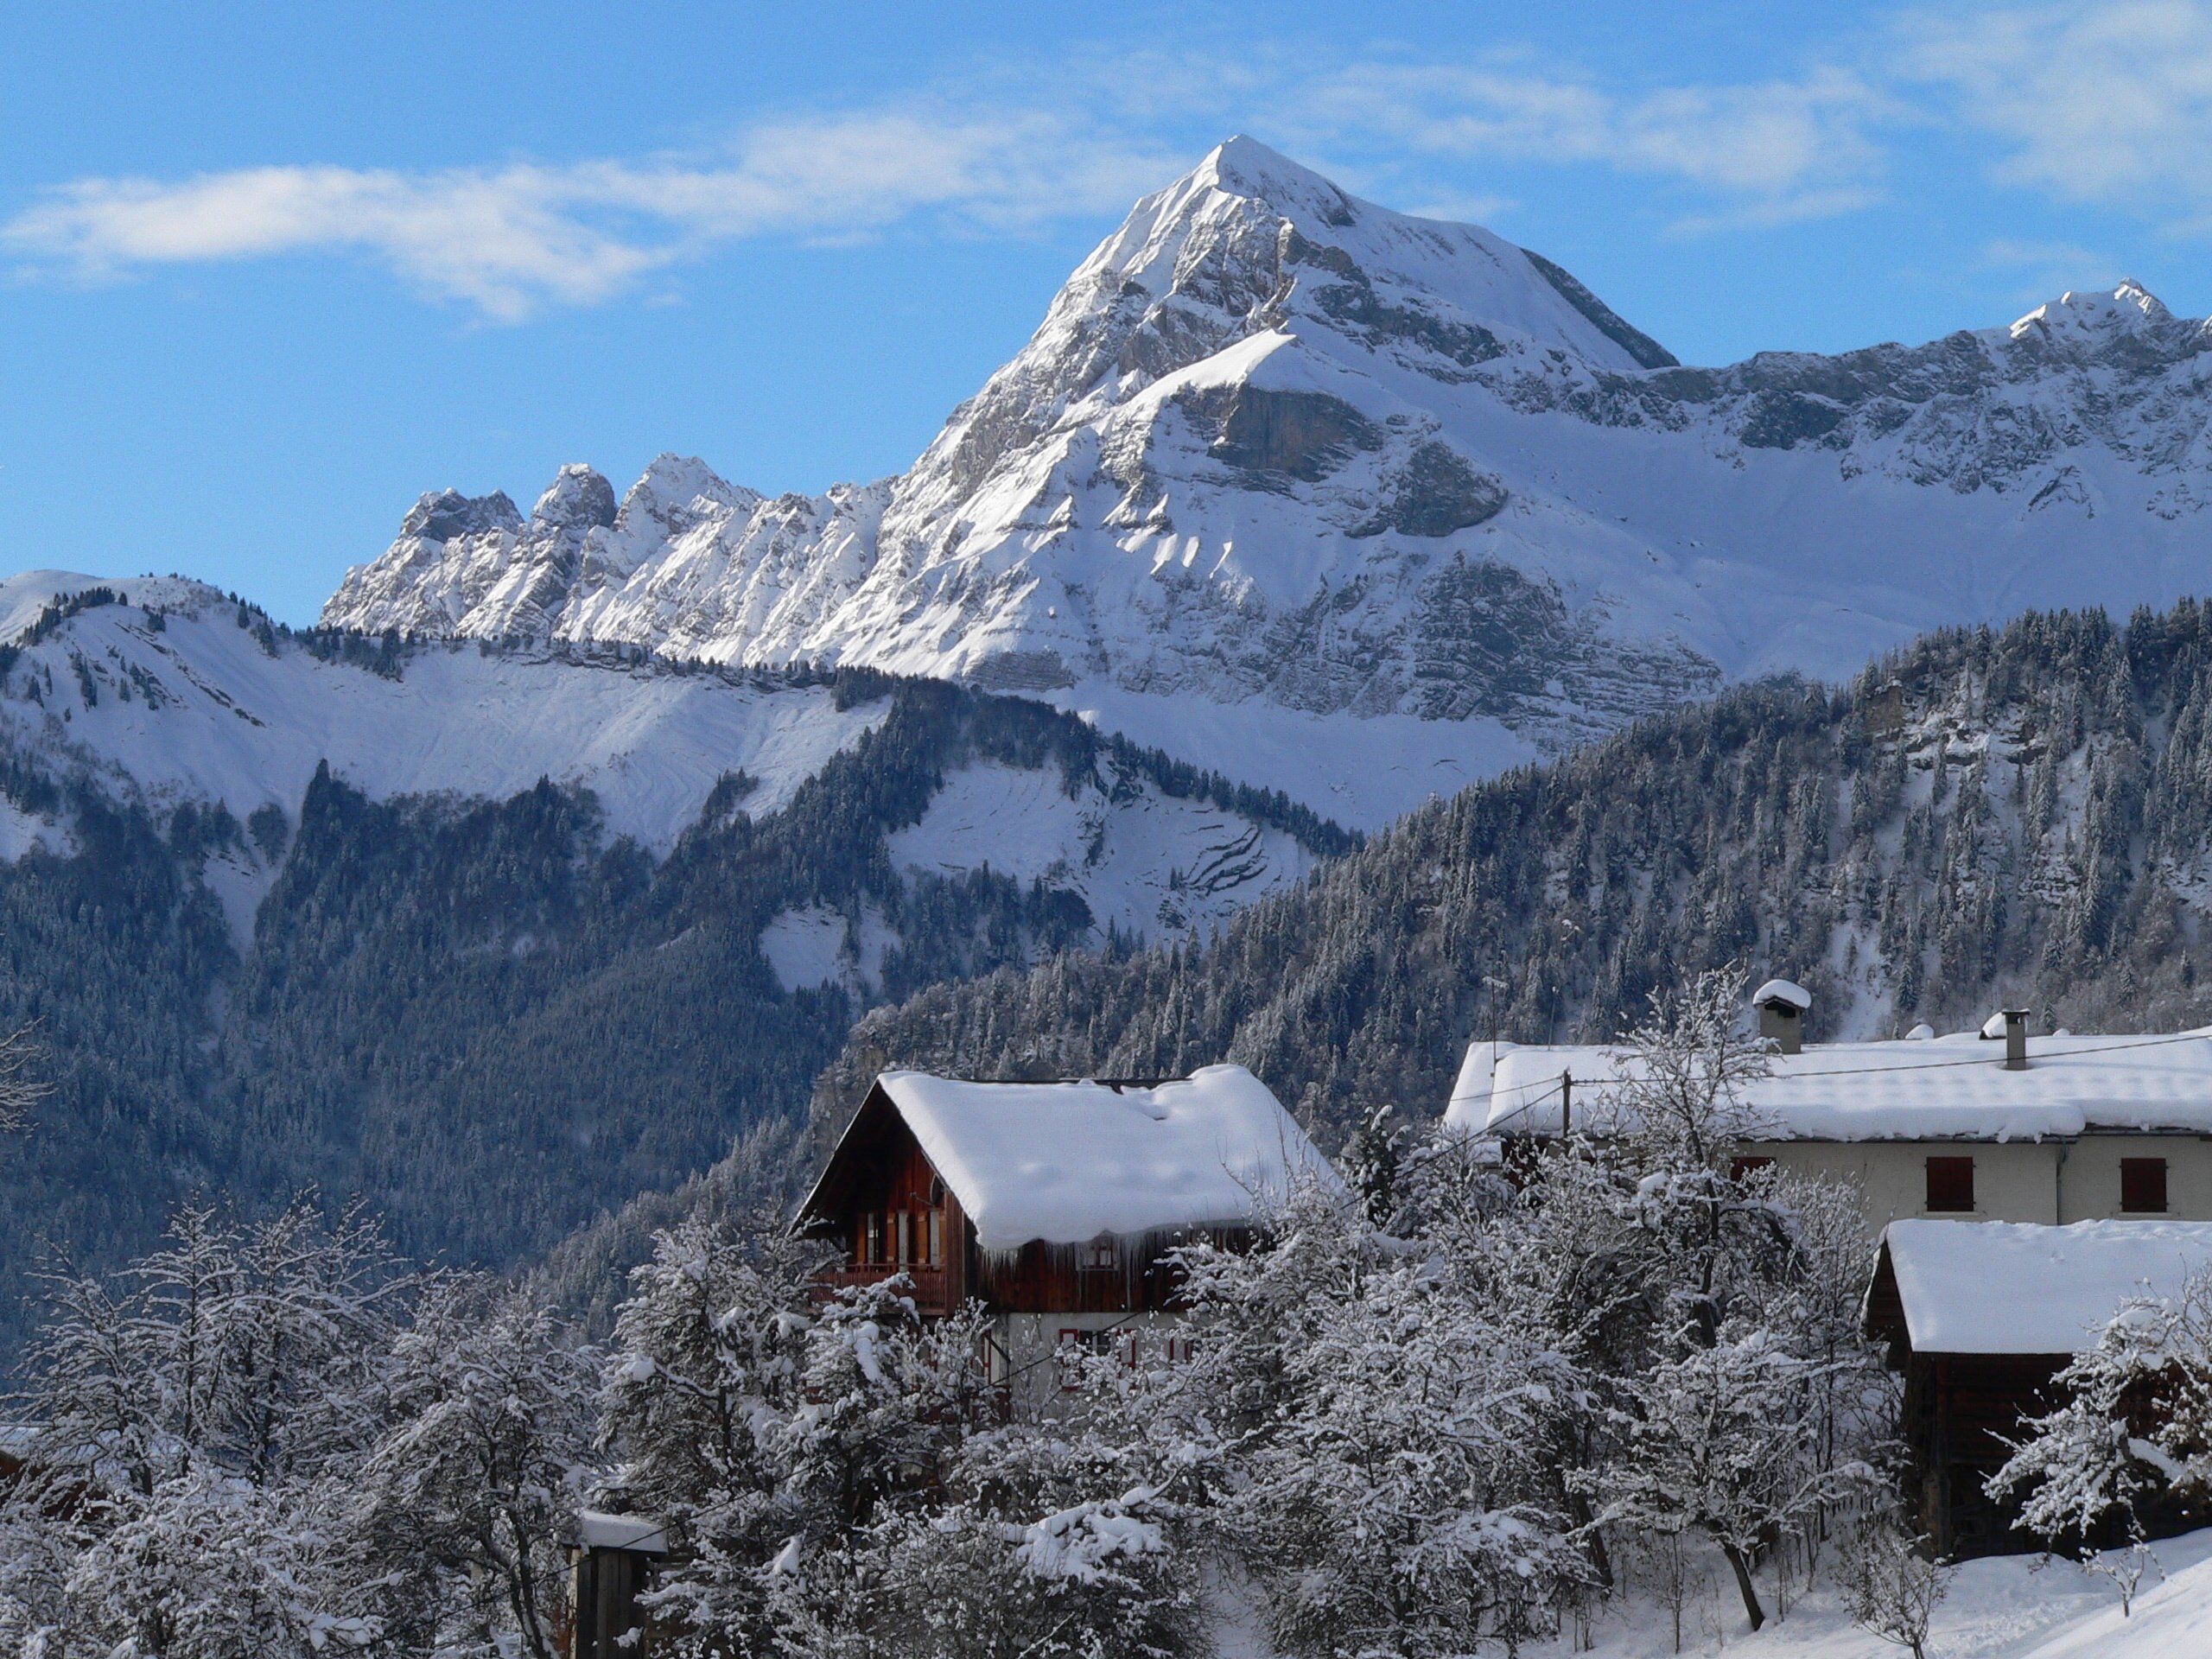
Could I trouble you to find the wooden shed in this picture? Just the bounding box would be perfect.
[1863,1217,2212,1556]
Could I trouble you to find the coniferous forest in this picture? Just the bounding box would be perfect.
[803,601,2212,1151]
[0,664,1340,1357]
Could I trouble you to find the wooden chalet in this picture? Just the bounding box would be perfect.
[568,1065,1340,1655]
[795,1065,1344,1384]
[1863,1217,2212,1557]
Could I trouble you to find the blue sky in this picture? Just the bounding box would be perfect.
[7,1,2212,621]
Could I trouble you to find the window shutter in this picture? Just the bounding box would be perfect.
[2121,1158,2169,1215]
[1925,1156,1974,1213]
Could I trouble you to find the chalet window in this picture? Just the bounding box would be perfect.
[1925,1156,1974,1213]
[862,1212,883,1264]
[926,1210,943,1266]
[1730,1155,1775,1182]
[895,1211,912,1264]
[2121,1157,2169,1215]
[1079,1241,1117,1271]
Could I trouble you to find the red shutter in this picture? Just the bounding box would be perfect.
[2121,1158,2169,1215]
[1925,1157,1974,1213]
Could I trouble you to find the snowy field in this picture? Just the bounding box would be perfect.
[1210,1532,2212,1659]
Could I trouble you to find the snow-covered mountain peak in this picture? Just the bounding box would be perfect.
[1193,133,1363,228]
[613,454,756,541]
[400,487,521,544]
[531,463,617,531]
[2007,278,2175,348]
[322,141,2212,830]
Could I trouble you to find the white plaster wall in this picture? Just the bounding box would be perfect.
[991,1310,1183,1416]
[1744,1134,2212,1236]
[1746,1139,2060,1234]
[2056,1135,2212,1223]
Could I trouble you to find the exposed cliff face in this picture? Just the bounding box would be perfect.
[325,140,2212,826]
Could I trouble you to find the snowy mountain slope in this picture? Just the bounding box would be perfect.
[327,138,2212,829]
[0,573,1316,950]
[0,572,888,849]
[756,760,1313,995]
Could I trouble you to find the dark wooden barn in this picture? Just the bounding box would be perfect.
[1864,1217,2212,1557]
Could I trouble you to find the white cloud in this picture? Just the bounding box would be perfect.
[1977,236,2126,308]
[2,51,1906,319]
[1275,60,1895,233]
[3,107,1178,321]
[1902,3,2212,214]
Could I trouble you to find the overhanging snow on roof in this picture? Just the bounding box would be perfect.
[1878,1218,2212,1356]
[577,1510,668,1554]
[1445,1028,2212,1142]
[840,1065,1344,1253]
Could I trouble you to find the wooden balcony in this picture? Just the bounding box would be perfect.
[818,1265,950,1315]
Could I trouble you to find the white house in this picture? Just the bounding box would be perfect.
[1445,1002,2212,1232]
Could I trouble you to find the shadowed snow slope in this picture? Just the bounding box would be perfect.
[0,571,887,854]
[328,139,2212,828]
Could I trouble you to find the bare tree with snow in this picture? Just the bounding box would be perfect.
[0,1021,47,1136]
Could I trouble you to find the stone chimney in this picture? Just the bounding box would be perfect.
[1751,979,1810,1056]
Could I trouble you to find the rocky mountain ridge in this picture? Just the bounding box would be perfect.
[327,138,2212,828]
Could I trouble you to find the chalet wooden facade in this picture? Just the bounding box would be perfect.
[1863,1218,2212,1556]
[801,1084,1225,1328]
[795,1065,1342,1395]
[565,1065,1338,1654]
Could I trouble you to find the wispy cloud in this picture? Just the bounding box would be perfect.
[1285,60,1895,232]
[1900,3,2212,219]
[3,108,1179,321]
[0,48,1907,320]
[1978,236,2125,305]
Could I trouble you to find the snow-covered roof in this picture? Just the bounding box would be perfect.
[1446,1028,2212,1142]
[1878,1219,2212,1356]
[830,1065,1344,1252]
[576,1510,668,1554]
[1752,979,1811,1012]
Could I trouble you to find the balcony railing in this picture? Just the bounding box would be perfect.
[819,1265,950,1313]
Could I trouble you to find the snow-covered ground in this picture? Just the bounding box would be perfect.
[1214,1532,2212,1659]
[1580,1533,2212,1659]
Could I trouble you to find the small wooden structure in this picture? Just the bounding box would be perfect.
[1864,1218,2212,1556]
[569,1510,667,1659]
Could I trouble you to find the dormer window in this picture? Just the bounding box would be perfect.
[1080,1240,1117,1271]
